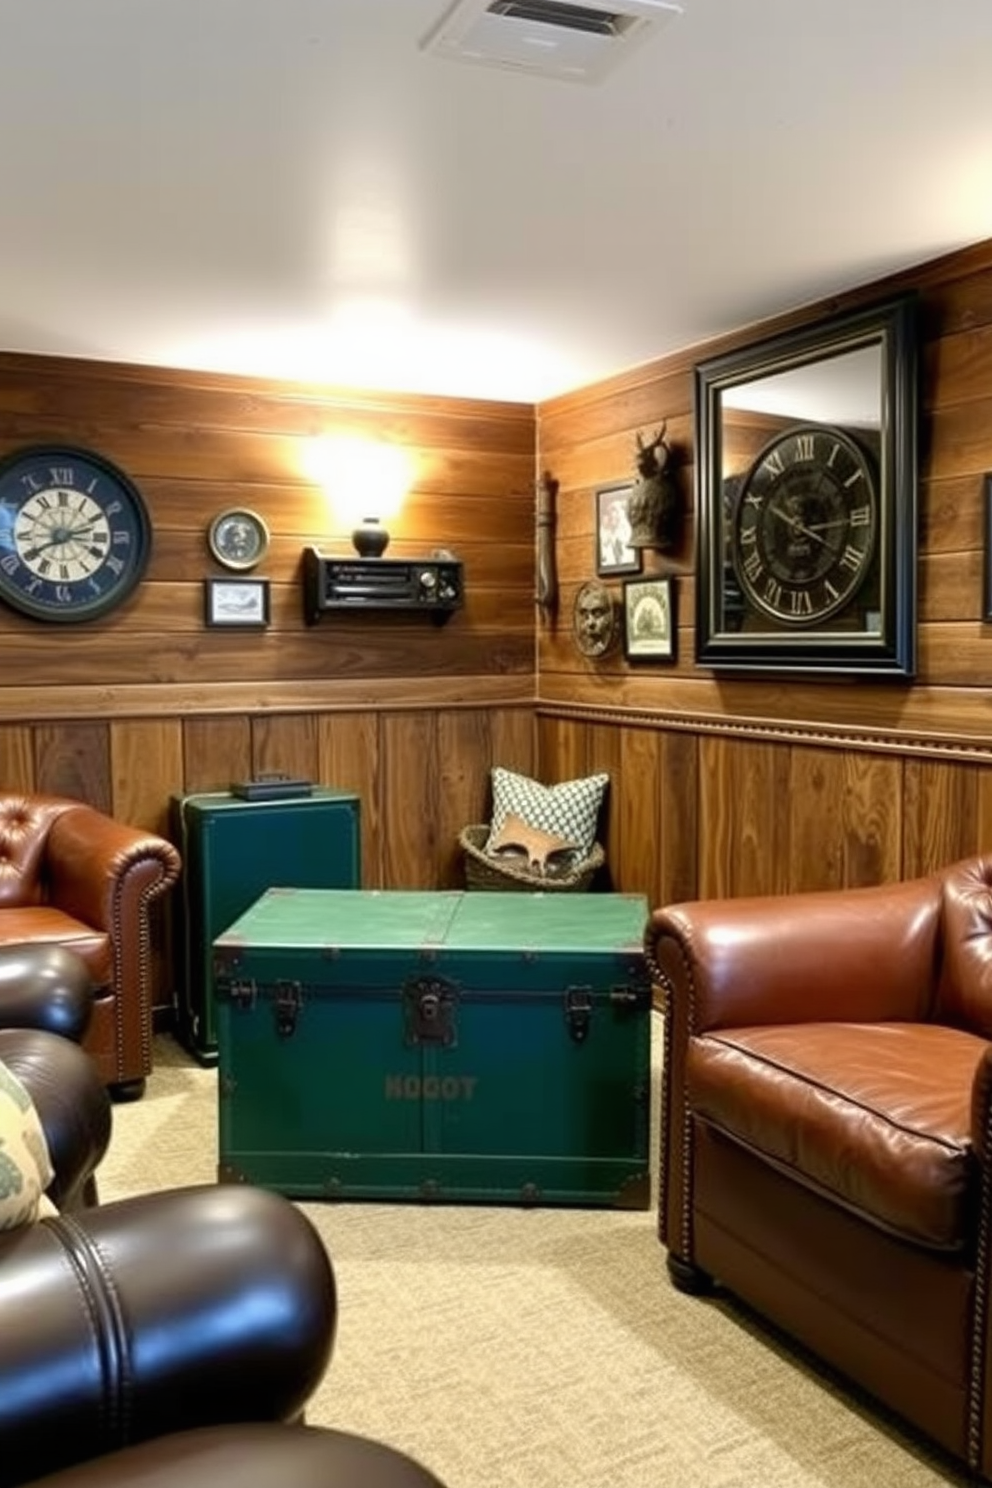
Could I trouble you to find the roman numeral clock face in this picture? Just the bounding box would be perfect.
[732,425,878,627]
[0,446,151,622]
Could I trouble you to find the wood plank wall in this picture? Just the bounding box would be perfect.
[0,356,537,1004]
[536,236,992,908]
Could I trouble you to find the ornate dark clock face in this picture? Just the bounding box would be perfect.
[731,424,878,627]
[0,445,151,622]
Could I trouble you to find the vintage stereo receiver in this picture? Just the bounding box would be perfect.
[303,547,463,626]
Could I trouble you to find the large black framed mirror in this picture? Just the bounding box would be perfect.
[694,294,918,677]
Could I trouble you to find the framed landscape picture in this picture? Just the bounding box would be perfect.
[595,482,641,576]
[204,577,270,629]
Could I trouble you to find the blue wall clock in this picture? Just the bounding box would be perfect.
[0,444,151,622]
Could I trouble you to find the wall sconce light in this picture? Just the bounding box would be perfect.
[303,435,412,556]
[300,435,463,625]
[351,512,390,559]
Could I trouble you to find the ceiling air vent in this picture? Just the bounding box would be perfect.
[420,0,684,84]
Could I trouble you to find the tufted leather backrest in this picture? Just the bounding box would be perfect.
[936,855,992,1038]
[0,796,77,910]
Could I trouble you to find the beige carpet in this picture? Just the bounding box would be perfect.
[100,1021,969,1488]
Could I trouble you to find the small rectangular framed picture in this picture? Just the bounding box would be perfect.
[985,474,992,621]
[623,576,676,662]
[595,482,642,576]
[204,577,271,629]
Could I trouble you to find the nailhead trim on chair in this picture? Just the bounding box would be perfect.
[109,846,179,1085]
[645,934,697,1266]
[966,1087,992,1471]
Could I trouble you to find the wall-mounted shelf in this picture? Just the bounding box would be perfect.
[302,547,464,626]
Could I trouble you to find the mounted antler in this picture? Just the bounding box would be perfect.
[635,422,670,476]
[629,422,679,552]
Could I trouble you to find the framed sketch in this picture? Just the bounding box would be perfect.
[204,577,270,629]
[595,482,642,576]
[623,576,676,662]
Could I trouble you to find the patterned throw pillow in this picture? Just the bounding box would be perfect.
[484,768,609,861]
[0,1059,55,1230]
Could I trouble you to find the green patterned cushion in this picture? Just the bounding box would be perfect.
[484,768,608,860]
[0,1060,55,1230]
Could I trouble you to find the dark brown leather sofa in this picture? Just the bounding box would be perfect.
[0,794,182,1097]
[0,945,447,1488]
[646,856,992,1482]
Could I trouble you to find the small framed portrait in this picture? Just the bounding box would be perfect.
[623,576,676,662]
[204,577,270,629]
[207,508,270,571]
[595,482,642,576]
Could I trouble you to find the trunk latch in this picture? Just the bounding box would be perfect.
[403,975,459,1047]
[274,980,303,1038]
[229,978,256,1010]
[564,986,593,1043]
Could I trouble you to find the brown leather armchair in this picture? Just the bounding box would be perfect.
[0,794,181,1097]
[647,856,992,1483]
[0,947,447,1488]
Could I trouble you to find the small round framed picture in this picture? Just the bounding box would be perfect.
[207,508,270,571]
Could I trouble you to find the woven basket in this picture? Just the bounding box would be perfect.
[459,823,604,894]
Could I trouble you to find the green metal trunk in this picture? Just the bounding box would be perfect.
[171,789,360,1063]
[214,888,652,1208]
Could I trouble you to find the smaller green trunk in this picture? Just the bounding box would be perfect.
[214,889,651,1208]
[171,789,360,1063]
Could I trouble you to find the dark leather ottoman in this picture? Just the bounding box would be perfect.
[26,1423,448,1487]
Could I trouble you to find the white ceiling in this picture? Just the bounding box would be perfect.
[2,0,991,403]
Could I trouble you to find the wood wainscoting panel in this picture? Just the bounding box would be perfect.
[536,705,992,907]
[698,736,792,901]
[436,710,493,888]
[535,711,698,911]
[34,723,112,814]
[318,712,382,888]
[110,720,184,834]
[786,746,903,893]
[902,758,992,877]
[0,726,35,795]
[250,713,320,784]
[183,716,253,792]
[489,707,536,781]
[583,720,623,884]
[379,712,439,890]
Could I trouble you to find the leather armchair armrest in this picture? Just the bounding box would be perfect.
[0,1028,111,1211]
[43,805,181,936]
[647,872,943,1034]
[971,1045,992,1163]
[0,944,95,1043]
[0,1187,336,1487]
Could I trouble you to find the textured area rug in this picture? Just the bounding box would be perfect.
[100,1022,968,1488]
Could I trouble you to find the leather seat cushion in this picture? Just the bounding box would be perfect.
[687,1022,987,1250]
[0,908,112,989]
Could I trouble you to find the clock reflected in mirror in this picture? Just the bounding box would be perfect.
[730,424,878,631]
[694,294,919,677]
